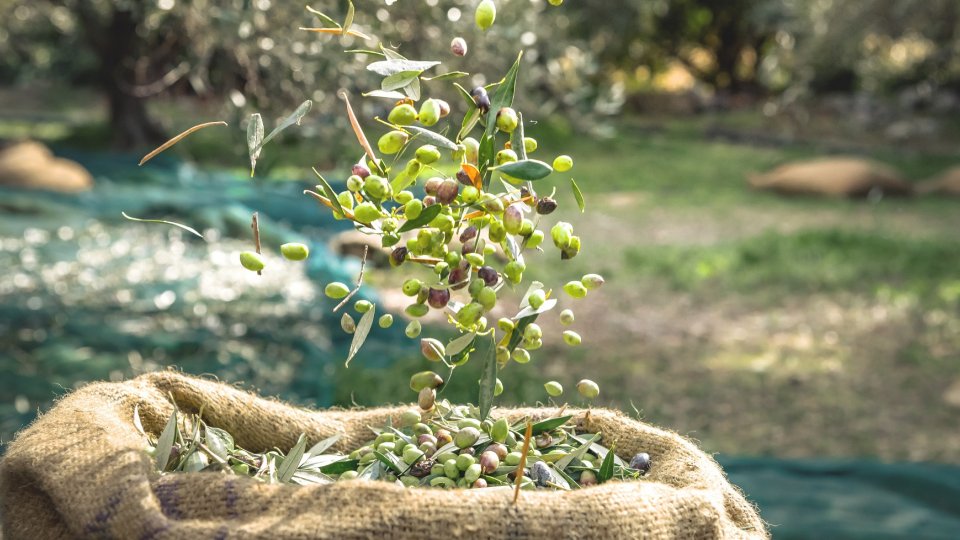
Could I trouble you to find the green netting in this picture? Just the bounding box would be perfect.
[720,457,960,539]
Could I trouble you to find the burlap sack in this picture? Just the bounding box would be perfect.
[748,157,912,198]
[0,140,94,193]
[1,372,766,539]
[917,166,960,196]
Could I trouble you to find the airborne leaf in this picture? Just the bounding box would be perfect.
[138,121,227,166]
[446,331,477,358]
[121,212,204,240]
[259,100,313,149]
[346,304,376,367]
[343,0,355,33]
[571,178,586,212]
[247,113,264,176]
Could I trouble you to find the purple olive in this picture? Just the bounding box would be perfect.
[428,288,451,309]
[477,266,498,286]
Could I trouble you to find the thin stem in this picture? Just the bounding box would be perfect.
[513,420,533,505]
[333,245,369,313]
[251,212,262,276]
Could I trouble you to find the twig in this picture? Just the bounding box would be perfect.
[333,245,368,313]
[513,420,533,505]
[251,212,262,276]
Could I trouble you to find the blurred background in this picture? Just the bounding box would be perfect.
[2,0,960,537]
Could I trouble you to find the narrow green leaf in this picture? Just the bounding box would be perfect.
[382,70,422,92]
[312,168,345,216]
[458,107,480,141]
[204,427,234,461]
[319,458,359,475]
[367,59,440,77]
[405,125,458,150]
[495,159,553,181]
[358,462,381,480]
[122,212,204,240]
[598,444,616,483]
[453,83,477,109]
[363,89,407,100]
[155,409,178,471]
[422,71,469,82]
[347,49,383,56]
[507,314,537,351]
[277,434,308,483]
[554,466,581,490]
[571,178,585,212]
[483,51,523,140]
[305,433,342,457]
[511,112,527,161]
[373,451,404,474]
[398,203,442,233]
[555,433,600,471]
[380,46,406,60]
[478,335,498,421]
[571,434,627,467]
[247,113,264,176]
[478,133,495,179]
[260,100,313,149]
[446,331,477,358]
[531,415,572,435]
[133,404,146,436]
[306,6,342,29]
[346,304,376,367]
[342,0,355,32]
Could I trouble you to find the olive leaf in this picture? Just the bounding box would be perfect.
[305,433,342,457]
[277,434,307,483]
[402,76,421,101]
[342,0,355,33]
[306,6,342,29]
[382,70,421,92]
[478,133,496,179]
[155,408,178,472]
[204,426,234,461]
[478,334,498,421]
[319,458,359,475]
[553,466,582,490]
[571,178,585,212]
[373,450,404,474]
[453,83,476,109]
[422,71,469,82]
[259,100,313,149]
[312,168,345,217]
[138,121,227,166]
[446,331,477,357]
[366,59,440,77]
[133,404,146,437]
[483,51,523,140]
[246,113,264,176]
[459,107,481,141]
[597,444,616,483]
[345,304,376,367]
[405,125,458,150]
[363,89,407,100]
[571,434,627,467]
[122,212,205,240]
[530,415,572,435]
[398,203,442,233]
[495,159,553,181]
[507,314,537,351]
[555,433,600,471]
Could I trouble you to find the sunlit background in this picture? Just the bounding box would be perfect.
[2,0,960,537]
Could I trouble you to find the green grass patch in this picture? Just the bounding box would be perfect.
[623,228,960,304]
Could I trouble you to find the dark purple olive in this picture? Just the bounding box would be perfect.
[410,459,435,478]
[629,452,651,474]
[390,246,408,267]
[459,226,478,244]
[477,266,498,286]
[428,288,451,309]
[471,87,490,113]
[536,197,558,215]
[456,169,473,186]
[352,162,371,179]
[436,179,459,205]
[424,177,443,196]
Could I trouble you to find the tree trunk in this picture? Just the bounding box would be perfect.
[104,82,166,149]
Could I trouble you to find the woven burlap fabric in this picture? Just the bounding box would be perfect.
[1,372,767,539]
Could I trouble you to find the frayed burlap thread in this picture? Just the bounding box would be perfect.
[1,372,767,539]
